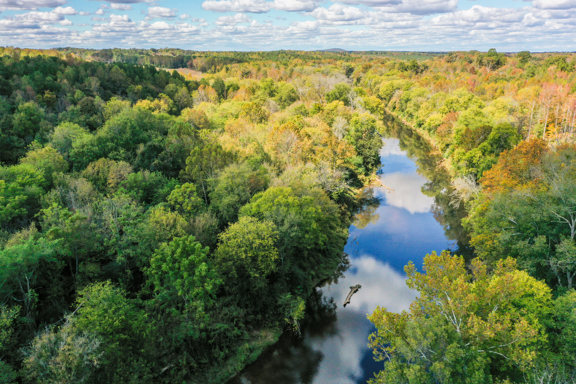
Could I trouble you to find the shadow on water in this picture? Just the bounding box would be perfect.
[227,114,473,384]
[226,290,339,384]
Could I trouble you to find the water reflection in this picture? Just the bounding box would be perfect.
[306,257,416,384]
[227,116,471,384]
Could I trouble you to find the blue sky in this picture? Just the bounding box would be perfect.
[1,0,575,51]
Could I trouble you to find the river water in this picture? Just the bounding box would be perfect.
[228,118,470,384]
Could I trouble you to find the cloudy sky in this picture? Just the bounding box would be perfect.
[1,0,575,51]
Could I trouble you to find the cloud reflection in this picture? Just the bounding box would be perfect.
[379,138,404,157]
[305,255,417,384]
[379,172,434,214]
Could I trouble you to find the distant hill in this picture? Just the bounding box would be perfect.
[317,48,351,53]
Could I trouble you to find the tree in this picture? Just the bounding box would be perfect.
[0,305,19,383]
[239,185,347,292]
[517,51,532,66]
[368,251,552,384]
[468,144,576,290]
[72,282,154,374]
[0,237,58,320]
[167,182,203,216]
[20,146,68,187]
[346,113,382,175]
[21,319,102,384]
[215,217,279,312]
[147,235,222,330]
[181,143,234,204]
[11,102,51,148]
[49,122,89,160]
[0,164,45,225]
[209,163,269,224]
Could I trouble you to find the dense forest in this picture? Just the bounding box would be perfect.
[1,47,576,384]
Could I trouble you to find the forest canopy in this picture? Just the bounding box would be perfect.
[1,46,576,384]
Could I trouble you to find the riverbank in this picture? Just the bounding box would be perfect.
[383,108,456,177]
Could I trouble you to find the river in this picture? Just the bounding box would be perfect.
[227,117,470,384]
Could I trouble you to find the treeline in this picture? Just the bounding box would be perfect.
[0,52,383,383]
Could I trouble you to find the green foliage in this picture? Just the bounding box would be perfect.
[182,143,234,203]
[347,113,382,175]
[148,235,222,327]
[467,145,576,290]
[0,237,58,319]
[20,147,68,187]
[167,182,203,216]
[73,282,153,368]
[326,83,351,105]
[369,252,552,384]
[543,55,575,72]
[240,185,347,292]
[0,164,45,225]
[49,122,89,160]
[209,163,269,224]
[274,83,299,109]
[21,319,102,384]
[0,305,19,383]
[215,217,279,308]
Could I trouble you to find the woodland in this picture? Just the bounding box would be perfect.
[0,46,575,384]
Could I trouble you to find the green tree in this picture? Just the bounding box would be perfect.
[215,217,279,312]
[0,164,45,225]
[167,182,203,216]
[72,282,154,377]
[20,146,68,187]
[239,185,347,292]
[0,237,59,320]
[346,113,382,175]
[209,163,269,224]
[0,305,19,383]
[326,83,351,106]
[468,145,576,290]
[49,122,89,160]
[21,319,102,384]
[181,143,234,204]
[12,102,51,148]
[147,235,222,329]
[368,251,552,384]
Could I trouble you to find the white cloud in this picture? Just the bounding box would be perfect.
[379,172,434,214]
[431,5,525,28]
[0,0,66,11]
[271,0,319,12]
[95,8,104,14]
[4,0,576,52]
[531,0,576,9]
[215,12,251,25]
[59,18,72,25]
[87,0,151,4]
[147,6,176,19]
[52,6,76,14]
[202,0,270,13]
[0,9,67,28]
[309,4,367,25]
[202,0,319,13]
[374,0,458,14]
[111,3,132,10]
[234,255,416,384]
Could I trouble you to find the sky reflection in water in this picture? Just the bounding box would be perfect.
[230,137,457,384]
